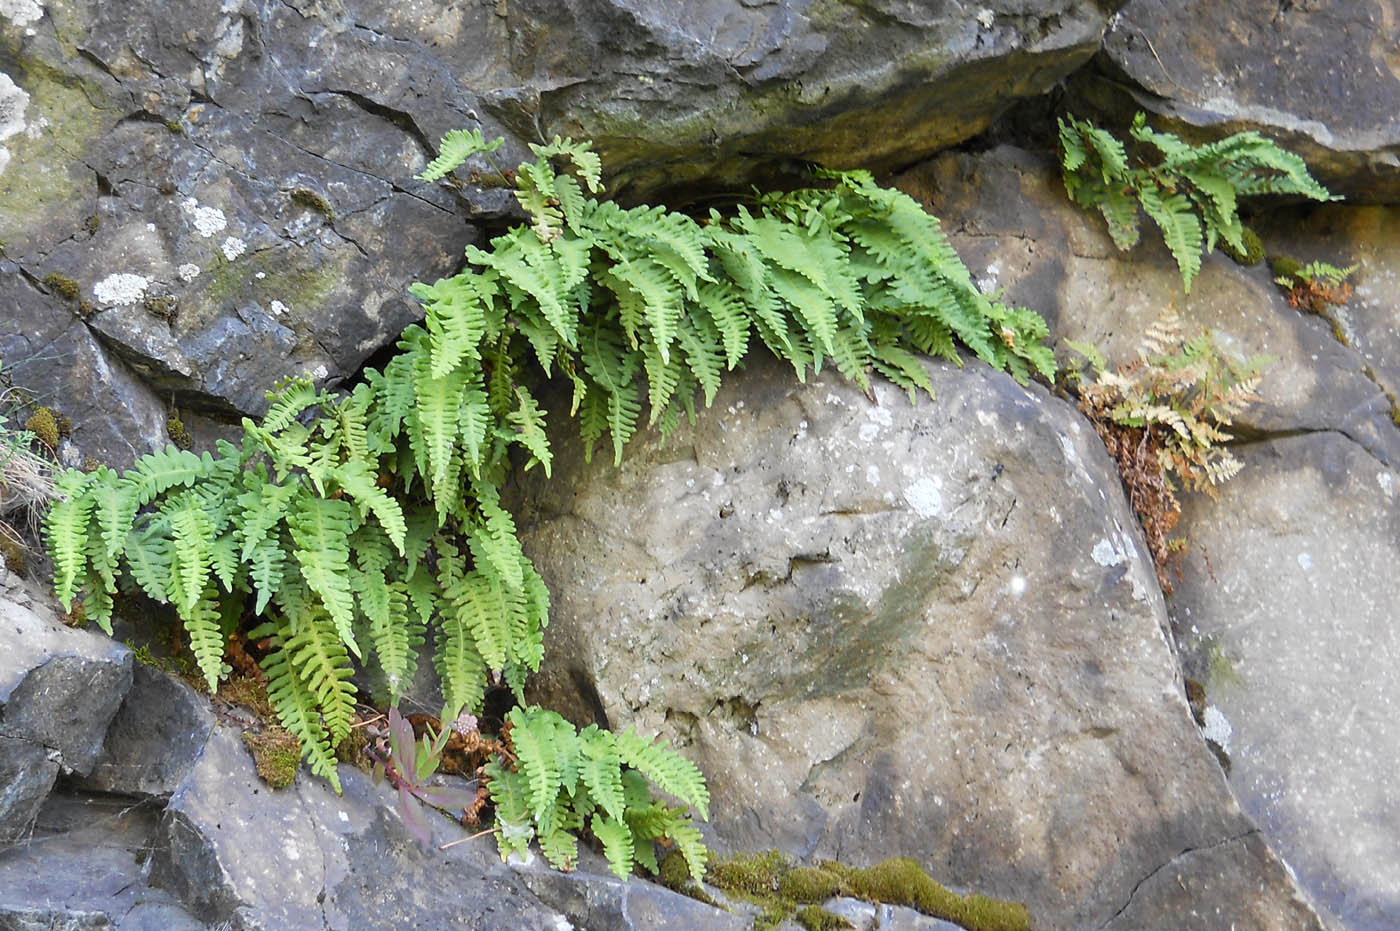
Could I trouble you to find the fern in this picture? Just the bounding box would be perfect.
[42,133,1066,881]
[1058,112,1337,292]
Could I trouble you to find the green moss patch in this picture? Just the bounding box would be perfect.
[243,726,301,789]
[706,850,1029,931]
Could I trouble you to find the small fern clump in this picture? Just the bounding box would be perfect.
[1058,112,1336,292]
[1065,314,1267,590]
[487,706,709,879]
[44,131,1055,878]
[1271,258,1357,315]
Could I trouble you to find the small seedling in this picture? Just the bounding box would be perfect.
[370,706,479,847]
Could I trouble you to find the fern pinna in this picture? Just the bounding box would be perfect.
[1058,112,1335,292]
[44,130,1054,878]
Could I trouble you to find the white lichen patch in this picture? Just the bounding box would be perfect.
[221,236,247,260]
[181,197,227,238]
[1202,705,1233,753]
[0,0,43,26]
[93,273,150,307]
[281,839,301,861]
[904,475,943,518]
[975,8,995,29]
[269,299,289,317]
[1009,574,1027,597]
[177,263,202,282]
[1296,552,1313,571]
[1090,537,1122,567]
[0,72,32,176]
[1378,472,1394,497]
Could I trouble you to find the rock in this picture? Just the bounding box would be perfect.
[1170,434,1400,931]
[0,790,204,931]
[895,145,1400,470]
[1085,0,1400,202]
[513,847,751,931]
[483,0,1111,200]
[1251,203,1400,417]
[145,724,596,930]
[2,0,1113,465]
[78,662,215,798]
[0,589,131,847]
[512,354,1326,929]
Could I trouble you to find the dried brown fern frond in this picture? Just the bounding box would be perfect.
[1067,318,1268,591]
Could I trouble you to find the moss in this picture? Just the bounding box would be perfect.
[157,181,178,196]
[844,858,1029,931]
[795,906,851,931]
[290,186,334,220]
[657,849,722,907]
[25,407,59,449]
[43,272,80,301]
[1220,228,1263,265]
[144,293,179,322]
[77,300,96,318]
[243,727,301,789]
[166,412,192,450]
[1269,255,1302,281]
[779,866,844,904]
[335,725,372,770]
[219,674,275,719]
[165,118,184,135]
[709,850,787,897]
[83,213,100,233]
[128,641,204,683]
[0,536,28,576]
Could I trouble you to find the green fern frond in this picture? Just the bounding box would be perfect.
[434,609,487,719]
[251,616,340,792]
[417,128,504,182]
[612,728,710,819]
[287,495,359,656]
[593,814,635,879]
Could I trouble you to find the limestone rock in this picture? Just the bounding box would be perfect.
[895,145,1400,470]
[1087,0,1400,202]
[1171,435,1400,931]
[512,354,1326,929]
[1,0,1112,465]
[78,662,215,798]
[0,586,131,848]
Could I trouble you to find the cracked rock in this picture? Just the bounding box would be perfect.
[512,353,1326,928]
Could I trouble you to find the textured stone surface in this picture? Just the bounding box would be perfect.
[0,0,1111,466]
[78,663,214,798]
[147,724,694,930]
[895,145,1400,470]
[1171,435,1400,931]
[0,791,204,931]
[1089,0,1400,202]
[513,354,1325,929]
[0,585,131,848]
[513,847,751,931]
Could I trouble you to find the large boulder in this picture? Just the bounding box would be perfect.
[0,572,131,848]
[1,0,1113,467]
[1170,435,1400,931]
[512,354,1327,929]
[894,143,1400,929]
[1081,0,1400,202]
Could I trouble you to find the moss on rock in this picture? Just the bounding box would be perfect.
[25,407,59,449]
[243,727,302,789]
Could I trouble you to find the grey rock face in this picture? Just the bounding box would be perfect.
[0,0,1110,467]
[896,145,1400,470]
[1089,0,1400,202]
[78,663,214,798]
[0,587,131,848]
[512,354,1324,929]
[1171,435,1400,931]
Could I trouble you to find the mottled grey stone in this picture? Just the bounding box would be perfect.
[512,354,1323,929]
[1172,434,1400,931]
[0,791,203,931]
[895,145,1400,470]
[0,735,57,849]
[147,724,584,930]
[79,663,215,798]
[512,848,750,931]
[1088,0,1400,202]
